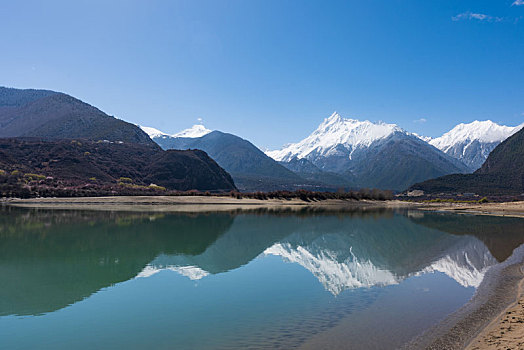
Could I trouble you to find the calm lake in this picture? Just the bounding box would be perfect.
[1,207,523,349]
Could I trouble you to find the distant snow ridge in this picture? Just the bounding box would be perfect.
[430,120,522,151]
[173,124,211,138]
[139,126,170,138]
[413,133,433,143]
[429,120,524,170]
[139,124,212,139]
[266,112,404,162]
[264,243,398,295]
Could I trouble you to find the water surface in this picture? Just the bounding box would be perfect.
[1,207,523,349]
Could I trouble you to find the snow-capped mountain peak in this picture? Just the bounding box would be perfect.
[266,112,404,162]
[139,124,212,139]
[173,124,212,138]
[139,126,170,138]
[429,120,524,170]
[430,120,523,152]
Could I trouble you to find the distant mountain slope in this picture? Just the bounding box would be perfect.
[278,157,354,188]
[351,132,469,191]
[410,126,524,195]
[148,129,309,191]
[429,120,523,171]
[0,87,156,147]
[267,113,468,191]
[0,138,236,196]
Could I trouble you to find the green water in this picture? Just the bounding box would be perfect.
[1,207,523,349]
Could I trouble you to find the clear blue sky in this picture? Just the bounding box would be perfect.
[1,0,523,149]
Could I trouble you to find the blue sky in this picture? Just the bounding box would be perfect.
[1,0,523,149]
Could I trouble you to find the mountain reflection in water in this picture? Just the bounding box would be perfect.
[1,207,523,317]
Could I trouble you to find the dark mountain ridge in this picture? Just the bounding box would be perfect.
[279,157,354,188]
[0,138,236,196]
[350,132,469,191]
[0,87,156,147]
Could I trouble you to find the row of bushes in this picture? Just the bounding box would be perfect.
[165,189,392,201]
[227,189,394,201]
[423,197,489,204]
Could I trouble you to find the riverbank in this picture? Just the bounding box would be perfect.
[1,195,413,213]
[466,271,524,350]
[3,196,524,217]
[414,200,524,219]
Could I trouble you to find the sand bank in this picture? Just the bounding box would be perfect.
[4,196,524,217]
[414,201,524,219]
[1,196,413,213]
[466,279,524,349]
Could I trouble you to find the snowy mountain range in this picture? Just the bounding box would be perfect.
[428,120,524,171]
[141,113,521,191]
[266,112,403,162]
[266,113,522,172]
[266,112,468,190]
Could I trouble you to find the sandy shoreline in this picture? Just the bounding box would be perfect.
[1,195,415,213]
[3,196,524,349]
[466,269,524,350]
[403,245,524,350]
[415,201,524,219]
[3,196,524,217]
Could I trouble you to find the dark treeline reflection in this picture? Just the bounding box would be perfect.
[0,207,234,316]
[1,206,523,317]
[409,213,524,262]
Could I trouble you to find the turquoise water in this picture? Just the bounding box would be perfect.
[1,208,523,349]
